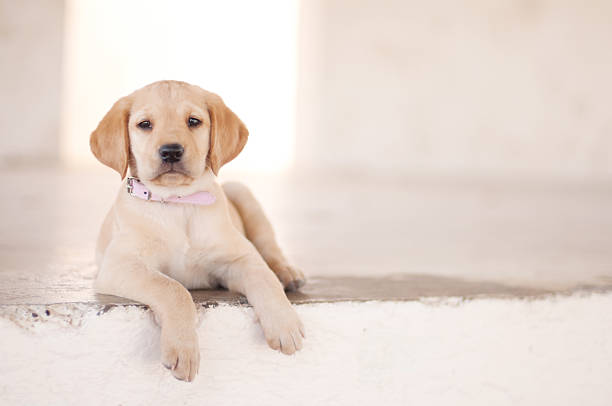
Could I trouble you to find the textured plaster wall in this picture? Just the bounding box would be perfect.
[296,0,612,178]
[1,296,611,405]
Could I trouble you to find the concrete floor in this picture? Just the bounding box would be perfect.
[1,166,612,305]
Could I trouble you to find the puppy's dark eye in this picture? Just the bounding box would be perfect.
[188,117,201,128]
[137,120,152,130]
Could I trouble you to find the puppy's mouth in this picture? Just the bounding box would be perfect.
[150,164,193,186]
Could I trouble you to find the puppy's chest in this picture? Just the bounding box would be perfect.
[159,207,228,286]
[146,203,220,243]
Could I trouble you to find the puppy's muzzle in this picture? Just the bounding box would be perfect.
[159,143,184,163]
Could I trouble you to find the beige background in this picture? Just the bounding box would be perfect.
[1,0,611,179]
[0,0,64,163]
[296,0,612,179]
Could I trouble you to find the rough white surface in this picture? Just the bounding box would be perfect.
[1,295,611,405]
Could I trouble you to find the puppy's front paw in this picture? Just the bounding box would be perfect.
[269,262,306,291]
[259,303,305,355]
[160,326,200,382]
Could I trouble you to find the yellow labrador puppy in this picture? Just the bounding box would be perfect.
[90,80,305,382]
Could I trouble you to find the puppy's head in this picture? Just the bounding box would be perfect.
[90,81,248,187]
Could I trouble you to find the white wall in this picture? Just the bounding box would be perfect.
[296,0,612,179]
[0,0,64,163]
[4,1,612,180]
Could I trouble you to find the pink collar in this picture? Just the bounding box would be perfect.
[126,177,216,206]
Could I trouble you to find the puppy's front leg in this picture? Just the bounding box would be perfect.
[216,235,305,354]
[95,239,199,382]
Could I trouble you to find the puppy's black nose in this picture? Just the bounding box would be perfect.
[159,143,184,163]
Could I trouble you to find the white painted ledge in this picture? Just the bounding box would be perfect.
[1,293,611,405]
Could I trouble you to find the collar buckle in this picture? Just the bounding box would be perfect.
[126,177,136,195]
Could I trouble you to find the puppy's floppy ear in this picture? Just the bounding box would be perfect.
[90,97,131,179]
[206,96,249,176]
